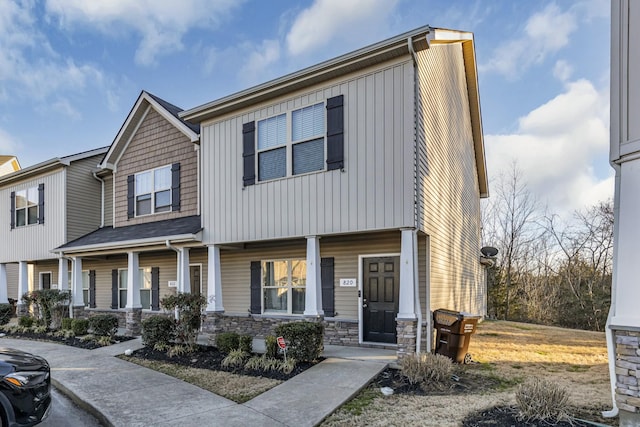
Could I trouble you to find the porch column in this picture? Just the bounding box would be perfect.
[0,264,8,304]
[16,261,28,317]
[398,228,417,319]
[71,257,84,319]
[58,258,69,290]
[206,245,223,312]
[125,251,141,335]
[179,248,191,294]
[303,236,323,317]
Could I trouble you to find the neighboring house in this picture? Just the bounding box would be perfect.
[607,1,640,424]
[54,91,203,331]
[0,156,20,177]
[181,25,489,356]
[0,148,108,311]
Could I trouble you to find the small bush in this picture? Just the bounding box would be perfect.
[33,325,47,334]
[0,304,12,325]
[153,342,170,352]
[515,377,570,423]
[400,353,453,388]
[216,332,240,354]
[61,318,73,330]
[265,335,278,358]
[274,321,324,362]
[18,316,35,328]
[96,335,112,346]
[71,319,89,335]
[277,357,297,375]
[244,355,266,371]
[142,315,175,347]
[239,335,253,353]
[222,349,249,368]
[89,314,119,337]
[167,344,191,358]
[53,329,75,339]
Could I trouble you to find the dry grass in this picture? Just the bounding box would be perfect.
[322,320,613,427]
[121,357,282,403]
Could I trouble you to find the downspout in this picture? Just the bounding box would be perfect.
[92,172,105,228]
[166,240,182,320]
[603,162,620,419]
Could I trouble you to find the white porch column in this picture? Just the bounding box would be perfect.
[71,257,84,308]
[179,248,191,294]
[17,261,28,304]
[398,228,417,320]
[207,245,224,312]
[126,251,141,309]
[0,264,8,304]
[58,258,69,291]
[304,236,323,317]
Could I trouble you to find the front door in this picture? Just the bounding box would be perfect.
[41,273,51,290]
[362,256,400,343]
[190,265,201,295]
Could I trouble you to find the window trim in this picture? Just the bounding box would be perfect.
[39,272,52,290]
[261,258,306,315]
[14,186,40,228]
[134,164,172,217]
[82,270,90,307]
[256,101,327,182]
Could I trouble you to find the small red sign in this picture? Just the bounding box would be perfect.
[276,336,286,349]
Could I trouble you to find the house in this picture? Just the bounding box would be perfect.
[53,91,204,332]
[181,25,489,356]
[0,148,107,311]
[607,1,640,424]
[0,156,20,177]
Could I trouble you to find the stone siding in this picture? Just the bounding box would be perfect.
[615,329,640,415]
[396,319,417,360]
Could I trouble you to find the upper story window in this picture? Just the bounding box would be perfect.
[10,184,44,229]
[127,163,180,219]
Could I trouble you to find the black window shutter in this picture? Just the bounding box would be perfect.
[9,191,15,230]
[89,270,96,308]
[171,163,181,211]
[326,95,344,171]
[37,183,45,224]
[111,269,119,309]
[243,122,256,186]
[151,267,160,311]
[321,257,335,317]
[127,175,134,219]
[250,261,261,314]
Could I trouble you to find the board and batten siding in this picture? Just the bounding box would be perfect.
[6,263,18,300]
[415,43,485,316]
[66,155,104,242]
[0,169,66,263]
[103,176,113,227]
[113,107,199,227]
[201,58,415,244]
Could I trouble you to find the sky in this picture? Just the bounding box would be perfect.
[0,0,611,220]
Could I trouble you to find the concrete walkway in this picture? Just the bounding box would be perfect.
[3,337,395,427]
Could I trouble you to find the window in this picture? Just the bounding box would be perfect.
[257,102,325,181]
[134,165,171,216]
[82,271,90,306]
[118,268,151,309]
[15,187,39,227]
[262,259,306,314]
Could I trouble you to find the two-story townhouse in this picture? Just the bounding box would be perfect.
[0,148,107,313]
[181,25,489,356]
[54,91,205,334]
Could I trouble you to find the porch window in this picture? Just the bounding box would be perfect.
[82,271,89,306]
[262,259,306,314]
[118,268,152,309]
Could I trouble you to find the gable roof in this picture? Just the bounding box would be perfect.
[0,156,20,177]
[100,91,200,170]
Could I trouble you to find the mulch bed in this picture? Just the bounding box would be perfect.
[0,330,135,350]
[462,406,598,427]
[129,345,320,381]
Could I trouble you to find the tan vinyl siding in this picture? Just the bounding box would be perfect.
[415,43,485,316]
[202,58,415,244]
[103,176,113,227]
[33,260,60,289]
[0,169,67,263]
[66,155,104,241]
[114,107,198,227]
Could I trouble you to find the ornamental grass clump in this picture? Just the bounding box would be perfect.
[515,377,571,423]
[400,352,453,390]
[222,349,250,368]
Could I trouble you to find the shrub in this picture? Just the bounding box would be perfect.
[265,335,278,358]
[89,314,119,337]
[18,316,34,328]
[515,377,570,423]
[141,315,175,347]
[61,318,73,330]
[222,349,249,368]
[0,304,12,325]
[400,353,453,389]
[71,319,89,335]
[167,344,191,358]
[239,335,253,353]
[277,357,297,374]
[160,293,206,345]
[274,321,324,362]
[21,289,70,329]
[216,332,240,354]
[96,336,112,346]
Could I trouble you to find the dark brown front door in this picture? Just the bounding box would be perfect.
[363,257,399,343]
[42,273,51,290]
[190,265,201,295]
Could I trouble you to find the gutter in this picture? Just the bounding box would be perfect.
[92,172,105,228]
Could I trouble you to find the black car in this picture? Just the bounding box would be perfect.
[0,348,51,426]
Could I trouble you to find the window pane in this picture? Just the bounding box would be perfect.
[291,260,306,287]
[15,190,26,208]
[119,270,128,289]
[292,288,306,314]
[140,289,150,309]
[83,289,89,306]
[292,103,324,141]
[264,288,287,312]
[136,194,151,215]
[82,271,90,290]
[258,114,286,150]
[154,167,171,191]
[140,268,152,290]
[16,209,25,227]
[155,190,171,212]
[27,187,38,206]
[263,261,288,287]
[293,138,324,175]
[258,147,286,181]
[119,290,127,308]
[27,206,38,224]
[136,172,151,194]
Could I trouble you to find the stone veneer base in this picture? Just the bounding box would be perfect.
[396,319,417,360]
[614,328,640,426]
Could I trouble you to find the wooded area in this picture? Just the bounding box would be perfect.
[482,164,613,331]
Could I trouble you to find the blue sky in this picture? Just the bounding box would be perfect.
[0,0,611,218]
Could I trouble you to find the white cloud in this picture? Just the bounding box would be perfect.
[45,0,242,66]
[553,60,573,82]
[240,40,281,85]
[0,127,18,154]
[485,79,612,219]
[286,0,399,56]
